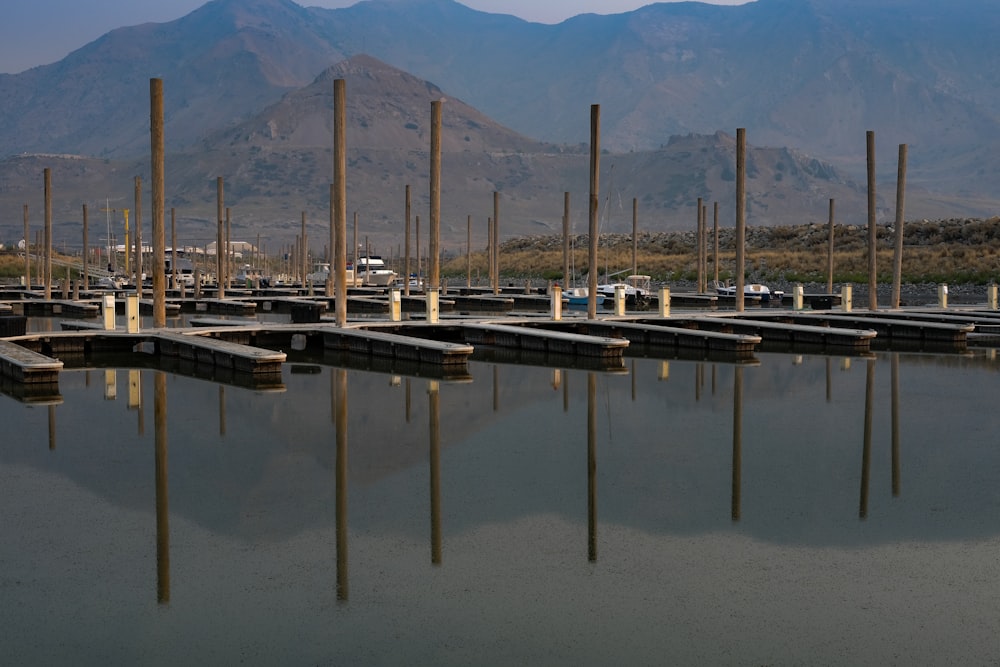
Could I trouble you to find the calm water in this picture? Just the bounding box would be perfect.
[2,343,1000,665]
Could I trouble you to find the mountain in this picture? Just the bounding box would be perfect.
[0,0,998,250]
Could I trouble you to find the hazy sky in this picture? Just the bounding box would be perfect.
[0,0,748,74]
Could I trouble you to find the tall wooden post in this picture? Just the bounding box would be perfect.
[82,204,89,290]
[429,100,441,289]
[134,176,143,293]
[866,130,878,311]
[300,211,307,287]
[735,128,746,313]
[713,201,719,285]
[404,185,411,296]
[44,168,52,300]
[891,144,908,308]
[492,191,500,294]
[827,199,835,295]
[696,197,704,293]
[23,204,30,290]
[333,78,347,326]
[216,177,225,299]
[170,208,177,290]
[588,105,600,319]
[632,197,638,278]
[563,192,570,288]
[150,77,166,327]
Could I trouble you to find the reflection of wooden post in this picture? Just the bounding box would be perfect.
[891,353,901,497]
[151,78,166,327]
[493,365,499,412]
[732,366,743,521]
[866,130,878,311]
[333,78,347,324]
[563,369,569,413]
[891,145,908,309]
[587,372,597,561]
[588,105,600,319]
[335,368,349,601]
[405,378,411,423]
[429,100,441,289]
[429,380,441,565]
[154,372,170,603]
[48,405,56,450]
[44,168,52,300]
[860,358,874,519]
[218,385,226,437]
[735,129,746,313]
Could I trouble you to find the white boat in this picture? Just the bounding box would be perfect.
[596,274,652,305]
[356,256,397,286]
[306,262,359,287]
[563,286,605,307]
[714,280,783,304]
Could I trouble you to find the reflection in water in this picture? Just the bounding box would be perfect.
[429,380,442,565]
[587,372,597,562]
[4,350,1000,664]
[860,357,875,519]
[732,365,743,522]
[335,368,348,602]
[154,371,170,604]
[48,405,56,450]
[892,352,901,497]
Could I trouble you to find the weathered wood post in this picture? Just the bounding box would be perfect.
[82,204,89,290]
[216,177,225,300]
[891,144,907,308]
[632,197,638,278]
[150,77,166,328]
[866,130,877,311]
[492,191,500,295]
[404,185,411,296]
[134,176,143,296]
[23,204,30,290]
[562,192,570,289]
[429,99,441,301]
[713,202,719,286]
[827,198,835,295]
[170,208,177,291]
[735,129,746,313]
[44,168,52,300]
[333,78,348,327]
[696,197,704,293]
[588,105,600,319]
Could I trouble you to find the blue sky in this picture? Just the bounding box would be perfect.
[0,0,748,74]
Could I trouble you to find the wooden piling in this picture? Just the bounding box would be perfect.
[23,204,30,290]
[333,78,347,326]
[82,204,89,290]
[827,199,835,295]
[866,130,877,311]
[44,168,52,300]
[430,100,441,289]
[696,197,704,293]
[216,177,225,300]
[891,144,907,308]
[150,77,166,328]
[404,185,411,296]
[562,192,570,288]
[735,128,746,313]
[492,191,500,295]
[134,176,143,295]
[588,105,600,319]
